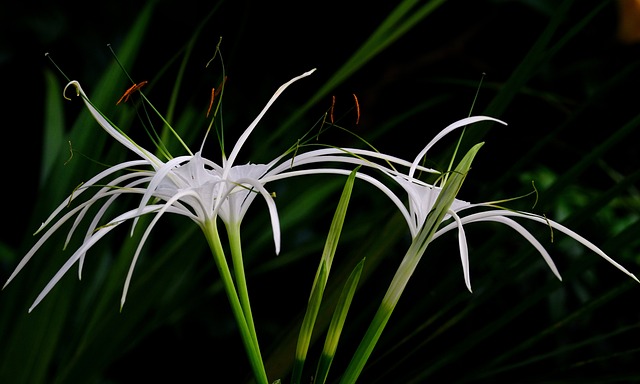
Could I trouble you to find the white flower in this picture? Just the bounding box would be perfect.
[3,69,318,311]
[338,115,639,384]
[329,116,639,292]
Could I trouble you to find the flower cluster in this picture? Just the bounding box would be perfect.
[3,68,637,384]
[4,69,637,312]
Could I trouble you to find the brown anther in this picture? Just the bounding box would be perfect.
[353,93,360,125]
[330,95,336,124]
[207,87,216,117]
[214,76,227,97]
[116,81,148,105]
[207,77,227,117]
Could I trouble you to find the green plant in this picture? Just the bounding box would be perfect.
[2,1,639,383]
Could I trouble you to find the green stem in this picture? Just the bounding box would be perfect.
[202,219,269,384]
[226,223,263,365]
[338,241,421,383]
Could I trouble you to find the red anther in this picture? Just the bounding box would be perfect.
[207,87,216,117]
[116,81,148,105]
[330,95,336,124]
[353,93,360,125]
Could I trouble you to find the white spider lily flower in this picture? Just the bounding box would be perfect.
[3,69,317,311]
[355,116,639,292]
[295,115,638,293]
[340,118,639,383]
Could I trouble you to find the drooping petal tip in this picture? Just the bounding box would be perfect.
[63,80,81,100]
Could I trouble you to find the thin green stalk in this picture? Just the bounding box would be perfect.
[202,219,268,384]
[227,223,263,364]
[338,241,422,383]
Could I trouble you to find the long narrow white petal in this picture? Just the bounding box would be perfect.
[409,116,507,178]
[35,160,149,235]
[26,207,149,312]
[121,190,200,309]
[4,189,142,289]
[64,81,163,166]
[28,224,120,312]
[263,167,418,236]
[69,172,154,251]
[27,203,189,312]
[133,155,192,233]
[232,177,282,254]
[483,216,562,281]
[444,210,637,283]
[223,69,316,177]
[76,174,155,278]
[436,215,562,281]
[272,147,440,176]
[449,210,471,292]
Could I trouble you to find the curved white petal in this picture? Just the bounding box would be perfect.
[409,116,507,179]
[450,209,471,292]
[75,174,155,278]
[27,204,165,312]
[121,189,204,309]
[481,216,561,281]
[134,155,193,232]
[263,167,417,236]
[438,209,636,283]
[64,81,162,166]
[228,177,281,254]
[223,68,316,175]
[35,160,150,235]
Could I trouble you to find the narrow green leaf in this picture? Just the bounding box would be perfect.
[41,69,65,186]
[291,167,359,384]
[315,258,365,384]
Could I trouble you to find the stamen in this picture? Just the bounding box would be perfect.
[116,81,148,105]
[207,87,216,117]
[44,53,71,83]
[117,83,138,105]
[353,93,360,125]
[67,182,84,208]
[206,77,227,118]
[330,95,336,124]
[215,76,227,97]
